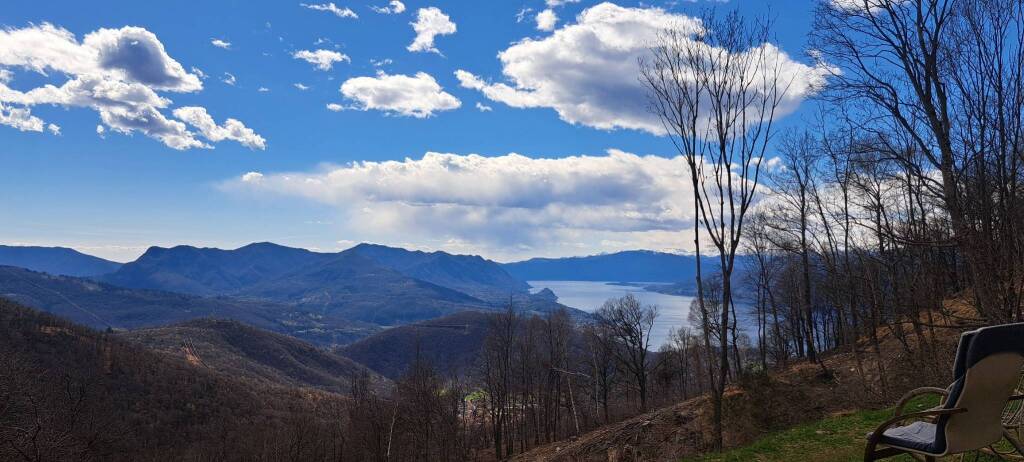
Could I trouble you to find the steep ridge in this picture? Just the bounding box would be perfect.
[240,251,490,325]
[350,243,531,303]
[0,244,121,277]
[124,318,386,393]
[0,298,357,461]
[100,242,333,295]
[511,304,973,462]
[0,265,377,346]
[340,310,494,379]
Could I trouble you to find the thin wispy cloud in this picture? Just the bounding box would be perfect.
[301,2,358,18]
[210,38,231,49]
[292,49,350,70]
[371,0,406,14]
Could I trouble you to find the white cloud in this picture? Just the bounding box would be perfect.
[457,2,828,135]
[516,7,534,23]
[241,171,264,182]
[258,86,270,92]
[340,71,460,118]
[224,150,717,259]
[407,7,456,54]
[0,23,258,149]
[371,0,405,14]
[46,123,60,135]
[301,2,358,18]
[95,124,105,137]
[546,0,580,6]
[326,103,343,111]
[210,38,231,49]
[294,82,310,90]
[536,9,558,31]
[172,106,266,150]
[475,102,492,112]
[292,49,350,71]
[0,102,44,132]
[221,72,236,85]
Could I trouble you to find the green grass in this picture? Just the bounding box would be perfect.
[682,396,1009,462]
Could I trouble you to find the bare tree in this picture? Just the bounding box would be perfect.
[812,0,1024,322]
[595,294,658,412]
[641,9,796,449]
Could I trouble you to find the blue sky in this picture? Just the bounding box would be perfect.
[0,0,823,262]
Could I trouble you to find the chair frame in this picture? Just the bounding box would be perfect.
[865,382,1024,461]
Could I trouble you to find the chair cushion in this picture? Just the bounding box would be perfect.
[878,421,940,454]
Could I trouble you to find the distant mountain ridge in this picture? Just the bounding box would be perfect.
[0,245,121,277]
[349,243,530,303]
[100,242,529,301]
[100,242,335,295]
[0,265,377,346]
[503,250,721,284]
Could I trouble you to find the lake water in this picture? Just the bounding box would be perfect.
[529,280,694,349]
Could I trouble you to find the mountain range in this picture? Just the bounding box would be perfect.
[0,244,122,277]
[0,242,593,346]
[502,250,740,285]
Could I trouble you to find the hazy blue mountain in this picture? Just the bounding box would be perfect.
[0,245,121,277]
[101,242,532,305]
[349,243,530,303]
[0,265,378,346]
[100,242,334,295]
[503,250,735,284]
[239,251,491,326]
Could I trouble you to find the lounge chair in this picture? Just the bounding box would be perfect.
[864,323,1024,461]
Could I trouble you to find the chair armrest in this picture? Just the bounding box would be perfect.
[895,387,950,416]
[1009,394,1024,402]
[866,408,968,447]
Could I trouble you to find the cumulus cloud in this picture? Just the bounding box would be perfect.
[457,2,828,135]
[47,123,61,135]
[294,83,310,90]
[292,49,350,71]
[371,0,405,14]
[221,72,236,85]
[546,0,580,6]
[326,103,343,111]
[224,150,727,258]
[340,71,460,118]
[301,2,358,18]
[0,23,261,149]
[172,106,266,150]
[210,38,231,49]
[536,9,558,31]
[407,7,456,54]
[475,102,492,112]
[0,102,44,132]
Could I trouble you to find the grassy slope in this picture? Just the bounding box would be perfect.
[683,395,1007,462]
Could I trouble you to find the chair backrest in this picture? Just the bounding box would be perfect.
[939,323,1024,454]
